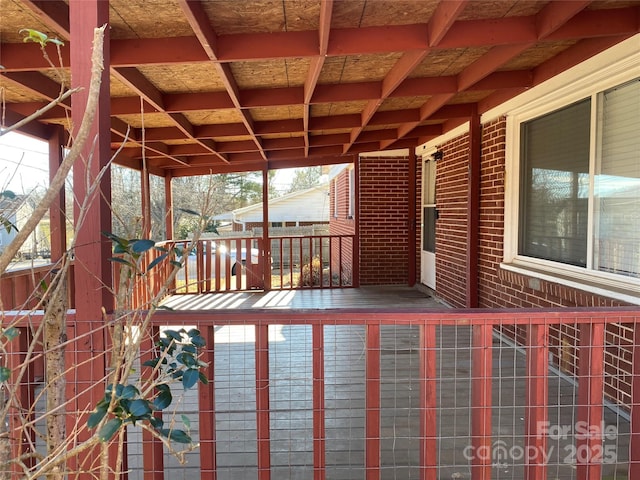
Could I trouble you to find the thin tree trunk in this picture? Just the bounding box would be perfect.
[43,269,68,480]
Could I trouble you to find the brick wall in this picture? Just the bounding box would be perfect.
[329,168,355,284]
[434,117,632,407]
[359,156,411,285]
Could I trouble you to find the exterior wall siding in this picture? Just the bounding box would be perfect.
[434,117,632,407]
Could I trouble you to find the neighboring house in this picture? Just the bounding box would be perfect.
[214,184,330,232]
[0,194,50,259]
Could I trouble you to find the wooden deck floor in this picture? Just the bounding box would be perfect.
[160,285,445,311]
[122,287,631,480]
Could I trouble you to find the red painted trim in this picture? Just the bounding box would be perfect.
[419,325,437,480]
[365,324,381,480]
[631,324,640,479]
[199,326,217,480]
[408,148,417,286]
[471,324,493,480]
[312,324,326,480]
[255,325,271,479]
[524,324,548,480]
[353,160,360,287]
[576,322,605,479]
[48,127,67,260]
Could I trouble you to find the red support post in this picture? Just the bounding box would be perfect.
[199,325,217,480]
[48,126,67,260]
[312,324,326,480]
[408,147,417,286]
[255,324,271,480]
[419,324,437,480]
[575,321,605,480]
[524,323,548,480]
[471,324,492,480]
[630,324,640,479]
[365,323,380,480]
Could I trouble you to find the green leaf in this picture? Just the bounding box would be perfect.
[190,335,206,348]
[48,37,64,46]
[132,239,155,254]
[142,358,159,368]
[160,428,192,444]
[0,190,16,199]
[181,414,191,431]
[2,327,20,341]
[149,416,164,429]
[98,418,122,442]
[87,406,108,429]
[0,366,11,382]
[153,385,172,410]
[121,385,139,400]
[147,253,167,271]
[198,371,209,385]
[129,399,152,419]
[182,369,199,390]
[163,329,183,342]
[108,257,134,268]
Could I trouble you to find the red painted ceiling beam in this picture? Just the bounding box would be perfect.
[3,6,638,72]
[177,0,267,161]
[343,0,468,153]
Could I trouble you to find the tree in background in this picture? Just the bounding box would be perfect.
[287,166,323,194]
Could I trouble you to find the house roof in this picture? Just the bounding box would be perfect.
[215,183,329,223]
[1,1,639,177]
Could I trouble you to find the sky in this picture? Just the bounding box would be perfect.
[0,131,49,194]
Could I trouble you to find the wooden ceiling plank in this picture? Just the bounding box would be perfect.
[196,123,249,139]
[217,31,318,62]
[112,67,165,111]
[313,82,381,103]
[457,43,532,92]
[1,107,54,139]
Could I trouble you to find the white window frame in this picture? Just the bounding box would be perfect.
[502,41,640,304]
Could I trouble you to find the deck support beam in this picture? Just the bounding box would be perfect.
[466,106,481,308]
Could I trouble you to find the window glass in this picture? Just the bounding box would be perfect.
[594,79,640,277]
[519,99,591,267]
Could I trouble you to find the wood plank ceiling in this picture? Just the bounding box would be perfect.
[1,0,639,176]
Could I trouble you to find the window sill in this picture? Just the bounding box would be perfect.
[500,259,640,306]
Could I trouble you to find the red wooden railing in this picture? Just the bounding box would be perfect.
[4,305,640,478]
[138,307,639,480]
[0,263,75,310]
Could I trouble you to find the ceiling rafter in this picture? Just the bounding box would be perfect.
[303,0,333,156]
[383,0,594,150]
[3,6,639,73]
[343,0,469,154]
[177,0,267,161]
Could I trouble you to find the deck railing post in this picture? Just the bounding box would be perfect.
[312,324,326,480]
[255,324,271,480]
[365,323,381,480]
[419,324,437,480]
[199,325,217,480]
[631,323,640,479]
[524,323,548,480]
[576,321,605,480]
[471,323,493,480]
